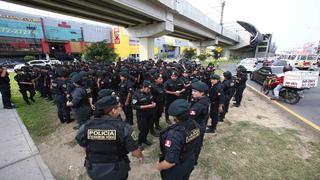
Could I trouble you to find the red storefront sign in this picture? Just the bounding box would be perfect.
[58,22,71,28]
[114,27,120,44]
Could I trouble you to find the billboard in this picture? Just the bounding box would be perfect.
[0,19,43,39]
[45,26,82,41]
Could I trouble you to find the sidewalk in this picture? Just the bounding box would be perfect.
[0,96,54,180]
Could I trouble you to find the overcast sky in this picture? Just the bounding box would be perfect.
[186,0,320,51]
[0,0,319,51]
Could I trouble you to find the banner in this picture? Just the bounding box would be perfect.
[0,19,43,39]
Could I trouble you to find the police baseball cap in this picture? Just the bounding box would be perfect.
[153,73,163,79]
[170,70,178,76]
[168,99,190,116]
[119,71,129,78]
[191,81,209,93]
[71,73,84,83]
[96,96,119,110]
[210,74,220,80]
[142,80,152,88]
[98,89,115,99]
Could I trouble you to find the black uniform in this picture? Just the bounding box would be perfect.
[51,78,70,123]
[71,86,91,126]
[189,96,210,164]
[132,89,155,145]
[209,82,225,132]
[119,79,134,125]
[151,82,165,129]
[14,72,36,104]
[0,69,12,108]
[220,78,236,121]
[163,79,184,120]
[76,116,138,180]
[159,119,200,180]
[234,71,247,106]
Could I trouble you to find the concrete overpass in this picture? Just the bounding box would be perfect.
[6,0,244,60]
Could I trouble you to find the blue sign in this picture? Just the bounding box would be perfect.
[0,19,43,39]
[45,26,82,41]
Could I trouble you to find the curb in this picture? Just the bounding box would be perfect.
[246,84,320,132]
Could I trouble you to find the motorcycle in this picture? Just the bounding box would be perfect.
[261,76,304,105]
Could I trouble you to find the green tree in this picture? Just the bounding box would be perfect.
[183,48,196,60]
[84,41,118,62]
[24,55,36,62]
[197,53,208,61]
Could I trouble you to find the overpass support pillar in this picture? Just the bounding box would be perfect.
[223,48,231,60]
[139,37,155,60]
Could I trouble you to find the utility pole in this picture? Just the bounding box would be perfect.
[220,0,225,34]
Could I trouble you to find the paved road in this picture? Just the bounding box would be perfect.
[220,64,320,126]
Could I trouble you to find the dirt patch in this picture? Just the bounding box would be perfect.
[38,88,320,180]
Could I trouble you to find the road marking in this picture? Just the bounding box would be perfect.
[246,84,320,132]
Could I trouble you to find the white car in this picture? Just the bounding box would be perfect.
[13,63,26,71]
[28,60,52,67]
[50,59,62,65]
[237,58,258,73]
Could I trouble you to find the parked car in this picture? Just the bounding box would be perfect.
[13,63,27,71]
[286,54,316,70]
[237,58,258,73]
[50,59,62,65]
[272,60,287,66]
[28,60,52,67]
[251,66,286,84]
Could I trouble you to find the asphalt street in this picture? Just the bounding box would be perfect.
[220,64,320,126]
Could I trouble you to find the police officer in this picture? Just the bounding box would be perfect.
[164,71,185,124]
[14,68,36,105]
[207,74,224,133]
[67,73,93,129]
[220,71,236,121]
[156,99,200,180]
[132,80,156,148]
[234,66,247,107]
[51,68,70,123]
[151,73,165,131]
[0,65,13,109]
[118,71,134,125]
[76,96,143,180]
[189,81,210,164]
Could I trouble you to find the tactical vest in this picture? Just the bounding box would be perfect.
[51,79,63,95]
[84,118,128,163]
[159,120,200,163]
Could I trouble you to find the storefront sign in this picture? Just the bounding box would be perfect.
[0,19,43,39]
[114,27,120,44]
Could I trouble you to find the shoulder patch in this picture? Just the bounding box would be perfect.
[217,92,221,96]
[131,131,138,141]
[164,140,172,147]
[86,88,92,94]
[132,99,137,104]
[189,110,196,116]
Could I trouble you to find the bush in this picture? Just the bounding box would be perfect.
[24,55,36,62]
[183,48,196,60]
[197,53,209,61]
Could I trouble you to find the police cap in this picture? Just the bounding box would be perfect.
[98,89,115,99]
[168,99,190,116]
[153,73,163,79]
[210,74,220,80]
[119,71,129,78]
[142,80,152,88]
[71,73,84,83]
[96,96,119,110]
[191,81,209,93]
[170,70,179,76]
